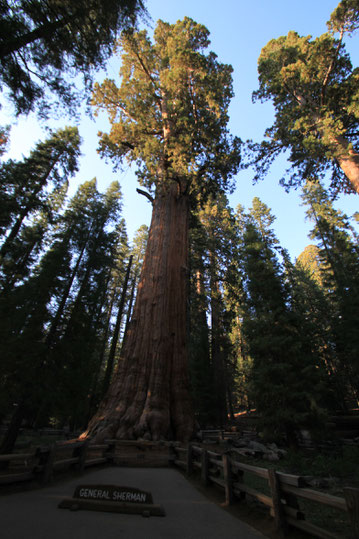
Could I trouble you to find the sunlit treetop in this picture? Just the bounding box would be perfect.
[249,1,359,196]
[92,17,241,201]
[327,0,359,35]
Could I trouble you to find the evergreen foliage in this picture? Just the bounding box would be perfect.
[248,1,359,195]
[0,174,130,448]
[0,0,146,116]
[302,181,359,404]
[0,126,81,289]
[91,17,241,199]
[189,194,238,425]
[296,244,323,286]
[238,202,328,442]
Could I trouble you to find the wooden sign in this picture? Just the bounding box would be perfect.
[58,484,165,516]
[73,485,153,504]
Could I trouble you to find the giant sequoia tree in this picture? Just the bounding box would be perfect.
[249,0,359,195]
[82,18,241,442]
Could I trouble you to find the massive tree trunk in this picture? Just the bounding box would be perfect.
[81,182,195,442]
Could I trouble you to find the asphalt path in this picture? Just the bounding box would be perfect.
[0,467,266,539]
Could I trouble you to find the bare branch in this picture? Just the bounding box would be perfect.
[126,36,162,108]
[136,188,154,203]
[118,104,137,122]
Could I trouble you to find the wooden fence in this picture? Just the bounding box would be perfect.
[0,439,111,486]
[172,444,359,539]
[0,439,173,487]
[1,438,359,538]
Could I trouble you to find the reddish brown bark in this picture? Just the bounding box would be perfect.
[82,182,195,442]
[331,134,359,195]
[295,95,359,195]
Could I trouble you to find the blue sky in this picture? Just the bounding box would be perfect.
[1,0,358,259]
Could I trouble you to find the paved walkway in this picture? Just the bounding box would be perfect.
[0,467,266,539]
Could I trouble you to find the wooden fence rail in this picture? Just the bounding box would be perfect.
[0,439,111,486]
[0,439,175,487]
[172,444,359,539]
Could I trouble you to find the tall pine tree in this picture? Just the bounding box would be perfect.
[239,200,326,443]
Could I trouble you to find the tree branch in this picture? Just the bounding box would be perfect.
[0,17,64,59]
[121,141,135,150]
[126,36,162,108]
[321,29,344,105]
[118,104,137,122]
[136,188,154,203]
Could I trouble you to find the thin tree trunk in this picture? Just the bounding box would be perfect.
[121,272,138,353]
[227,386,235,422]
[45,228,91,347]
[82,183,195,442]
[0,235,40,294]
[0,158,60,260]
[83,280,116,423]
[0,401,27,456]
[189,267,212,424]
[3,237,38,292]
[210,262,227,426]
[0,209,29,259]
[60,224,104,340]
[102,255,133,394]
[97,291,117,377]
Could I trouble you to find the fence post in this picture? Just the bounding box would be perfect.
[105,440,116,465]
[268,468,287,534]
[344,487,359,537]
[40,445,56,484]
[235,468,246,501]
[201,449,209,486]
[222,454,234,506]
[74,440,89,472]
[168,442,176,466]
[186,444,194,476]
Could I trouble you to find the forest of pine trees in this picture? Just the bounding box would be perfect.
[0,1,358,448]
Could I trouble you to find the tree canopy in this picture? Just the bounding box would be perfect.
[92,17,241,200]
[0,0,146,116]
[248,0,359,195]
